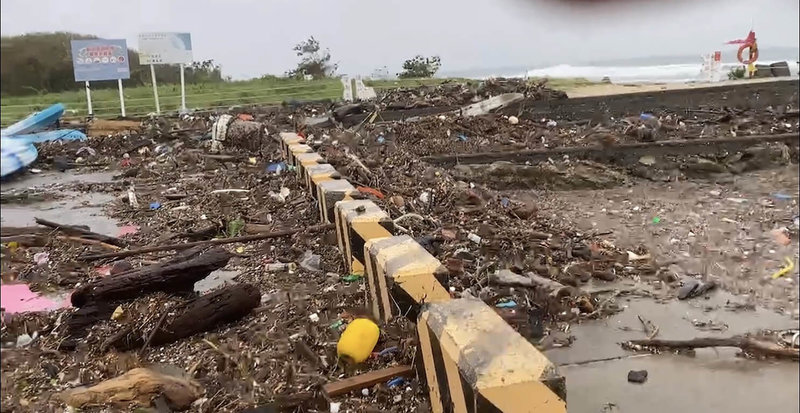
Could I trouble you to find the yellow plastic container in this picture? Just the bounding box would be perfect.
[337,318,380,364]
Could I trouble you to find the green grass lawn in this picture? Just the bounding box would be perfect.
[0,77,343,126]
[1,76,597,126]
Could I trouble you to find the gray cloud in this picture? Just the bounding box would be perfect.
[2,0,797,79]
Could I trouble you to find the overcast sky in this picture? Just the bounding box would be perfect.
[2,0,798,79]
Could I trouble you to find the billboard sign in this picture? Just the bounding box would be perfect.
[71,39,131,82]
[138,32,193,65]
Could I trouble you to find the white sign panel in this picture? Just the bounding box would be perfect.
[138,32,193,65]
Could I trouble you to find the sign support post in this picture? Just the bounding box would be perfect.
[117,79,126,117]
[150,64,161,114]
[71,39,131,119]
[179,63,187,113]
[138,32,193,114]
[85,81,93,116]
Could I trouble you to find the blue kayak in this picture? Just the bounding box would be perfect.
[1,136,38,177]
[1,103,65,137]
[11,129,86,144]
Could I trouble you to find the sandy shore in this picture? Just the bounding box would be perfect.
[566,76,797,98]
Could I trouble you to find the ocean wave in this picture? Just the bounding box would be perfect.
[523,61,799,83]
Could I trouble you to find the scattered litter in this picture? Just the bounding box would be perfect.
[111,306,124,320]
[771,228,791,246]
[269,187,291,203]
[357,186,385,199]
[299,250,322,273]
[266,162,287,174]
[627,369,648,383]
[495,300,517,308]
[508,116,519,125]
[456,133,469,142]
[467,233,482,244]
[265,262,296,272]
[770,257,795,279]
[330,402,341,413]
[638,155,656,166]
[33,252,49,266]
[210,189,250,194]
[772,193,793,201]
[309,313,320,323]
[337,318,380,364]
[387,377,405,388]
[341,274,363,283]
[149,202,161,210]
[16,333,33,347]
[677,278,718,300]
[652,216,661,224]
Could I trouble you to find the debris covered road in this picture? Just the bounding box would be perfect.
[1,77,798,412]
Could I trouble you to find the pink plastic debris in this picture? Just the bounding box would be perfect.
[0,284,70,314]
[117,224,139,237]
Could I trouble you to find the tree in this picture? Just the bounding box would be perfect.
[0,32,225,96]
[398,55,441,78]
[286,36,337,79]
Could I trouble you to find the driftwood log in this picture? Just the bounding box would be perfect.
[60,367,203,410]
[79,223,333,261]
[490,269,575,297]
[34,217,127,247]
[106,283,261,351]
[71,248,231,307]
[627,336,799,361]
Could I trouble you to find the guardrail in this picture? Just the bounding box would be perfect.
[279,131,568,412]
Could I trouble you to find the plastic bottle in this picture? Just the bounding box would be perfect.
[337,318,380,364]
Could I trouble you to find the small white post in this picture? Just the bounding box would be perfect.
[85,81,93,116]
[179,63,187,113]
[150,64,161,115]
[117,79,126,117]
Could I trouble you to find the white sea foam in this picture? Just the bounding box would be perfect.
[522,61,799,83]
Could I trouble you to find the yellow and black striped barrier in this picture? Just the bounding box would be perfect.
[279,132,305,158]
[418,297,567,413]
[305,163,341,200]
[363,235,451,322]
[287,143,313,167]
[334,200,394,275]
[317,179,358,223]
[277,131,566,412]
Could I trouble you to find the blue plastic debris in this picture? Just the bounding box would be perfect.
[266,162,287,174]
[376,135,386,144]
[500,197,510,207]
[773,193,793,201]
[386,377,405,388]
[495,300,517,308]
[640,113,656,121]
[456,133,468,142]
[377,346,399,357]
[149,202,161,210]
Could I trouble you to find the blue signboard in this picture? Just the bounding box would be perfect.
[70,39,131,82]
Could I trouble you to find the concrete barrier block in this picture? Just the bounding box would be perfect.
[363,235,451,323]
[418,297,567,413]
[318,180,357,223]
[279,132,305,158]
[294,152,324,180]
[287,143,313,167]
[305,163,341,198]
[334,200,393,275]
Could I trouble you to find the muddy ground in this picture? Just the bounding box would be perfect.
[1,79,798,413]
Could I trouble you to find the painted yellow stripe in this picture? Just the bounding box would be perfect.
[420,297,566,413]
[317,180,356,223]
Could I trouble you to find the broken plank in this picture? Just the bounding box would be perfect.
[322,365,413,397]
